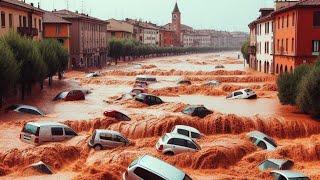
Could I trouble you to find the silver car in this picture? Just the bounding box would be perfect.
[226,88,257,100]
[156,133,201,155]
[171,125,202,139]
[123,155,192,180]
[270,170,309,180]
[88,129,129,150]
[247,131,277,151]
[259,159,294,171]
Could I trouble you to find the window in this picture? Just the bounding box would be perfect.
[292,38,295,52]
[277,39,280,51]
[34,18,36,28]
[234,91,243,96]
[51,127,64,136]
[191,132,200,138]
[9,14,13,28]
[292,12,295,26]
[282,16,284,28]
[257,141,267,149]
[313,11,320,26]
[313,40,320,53]
[263,137,277,148]
[39,19,42,31]
[65,128,77,136]
[22,124,40,136]
[23,16,26,27]
[173,138,187,147]
[286,39,288,52]
[133,167,164,180]
[278,17,280,29]
[114,135,127,143]
[1,12,5,27]
[100,133,113,141]
[177,129,189,137]
[187,140,197,149]
[19,16,22,27]
[287,15,289,27]
[56,25,61,35]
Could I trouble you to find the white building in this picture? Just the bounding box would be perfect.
[143,27,159,46]
[255,8,274,74]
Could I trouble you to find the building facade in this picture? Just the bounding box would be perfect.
[53,10,107,69]
[0,0,44,40]
[106,19,133,40]
[273,0,320,74]
[171,2,182,46]
[159,28,175,47]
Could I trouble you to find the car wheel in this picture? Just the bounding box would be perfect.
[164,151,174,156]
[94,144,102,151]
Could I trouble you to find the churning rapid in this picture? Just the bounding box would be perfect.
[0,52,319,180]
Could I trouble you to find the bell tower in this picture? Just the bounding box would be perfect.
[172,2,181,46]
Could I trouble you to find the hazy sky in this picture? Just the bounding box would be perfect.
[26,0,274,32]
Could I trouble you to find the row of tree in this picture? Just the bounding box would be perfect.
[0,31,69,107]
[108,38,237,64]
[277,60,320,118]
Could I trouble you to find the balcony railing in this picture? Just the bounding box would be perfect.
[248,46,256,54]
[17,27,38,37]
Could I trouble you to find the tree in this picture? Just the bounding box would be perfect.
[241,39,250,64]
[39,39,59,86]
[277,64,311,105]
[296,66,320,117]
[0,41,19,108]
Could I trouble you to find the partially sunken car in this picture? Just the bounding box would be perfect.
[135,75,157,82]
[171,125,202,139]
[247,131,277,151]
[130,88,147,97]
[26,161,54,175]
[53,90,85,101]
[226,88,257,100]
[104,110,131,121]
[86,72,100,78]
[259,159,294,171]
[5,104,45,116]
[88,129,129,150]
[20,122,78,145]
[134,81,148,88]
[123,155,192,180]
[215,64,225,69]
[177,79,191,85]
[135,93,163,106]
[270,170,309,180]
[204,80,220,87]
[182,105,213,118]
[156,133,201,155]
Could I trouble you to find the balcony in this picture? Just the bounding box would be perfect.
[248,46,256,54]
[17,27,38,37]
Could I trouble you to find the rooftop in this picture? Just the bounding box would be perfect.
[172,2,181,13]
[0,0,44,13]
[53,9,105,23]
[43,12,71,24]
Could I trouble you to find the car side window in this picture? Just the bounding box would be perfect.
[167,138,174,145]
[114,135,127,143]
[155,97,162,104]
[234,91,243,96]
[173,138,187,147]
[100,133,113,141]
[51,127,63,136]
[249,137,257,143]
[134,167,164,180]
[191,132,200,138]
[177,129,189,137]
[65,128,77,136]
[257,141,267,150]
[187,140,197,149]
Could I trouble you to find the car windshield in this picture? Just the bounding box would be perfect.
[183,174,192,180]
[22,124,39,136]
[129,157,139,168]
[162,134,169,142]
[244,89,253,93]
[263,137,277,147]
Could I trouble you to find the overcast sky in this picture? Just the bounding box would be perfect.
[26,0,274,32]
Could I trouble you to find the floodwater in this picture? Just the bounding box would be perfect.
[0,51,320,180]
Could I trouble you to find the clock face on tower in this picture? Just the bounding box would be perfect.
[173,14,177,20]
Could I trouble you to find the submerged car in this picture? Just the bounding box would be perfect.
[182,105,213,118]
[135,75,157,82]
[88,129,129,150]
[134,81,148,88]
[104,110,131,121]
[215,64,225,69]
[171,125,202,139]
[86,72,100,78]
[123,155,192,180]
[20,121,78,145]
[270,170,309,180]
[259,159,294,171]
[178,79,192,85]
[204,80,220,87]
[5,104,45,116]
[135,93,163,106]
[156,133,201,155]
[247,131,277,151]
[130,88,147,97]
[53,90,85,101]
[26,161,54,175]
[226,88,257,100]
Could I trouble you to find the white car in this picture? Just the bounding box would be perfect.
[247,131,277,151]
[88,129,129,150]
[270,170,309,180]
[156,133,201,155]
[123,155,192,180]
[6,104,45,116]
[226,88,257,100]
[20,122,78,145]
[171,125,202,139]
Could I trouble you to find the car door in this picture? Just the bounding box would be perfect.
[111,135,126,147]
[99,133,113,148]
[186,140,198,152]
[173,138,189,154]
[51,127,65,142]
[64,127,77,138]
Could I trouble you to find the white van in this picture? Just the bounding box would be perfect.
[171,125,202,139]
[20,122,78,145]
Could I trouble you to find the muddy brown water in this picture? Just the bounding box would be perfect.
[0,52,319,179]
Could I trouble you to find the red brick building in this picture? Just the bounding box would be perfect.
[171,2,181,46]
[273,0,320,74]
[159,28,175,47]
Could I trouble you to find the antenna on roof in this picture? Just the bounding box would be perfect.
[81,0,84,13]
[65,0,69,10]
[52,0,55,10]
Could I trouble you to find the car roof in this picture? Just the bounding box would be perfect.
[27,121,68,127]
[165,133,193,141]
[247,131,271,140]
[16,104,41,110]
[95,129,124,136]
[271,170,308,178]
[136,75,155,78]
[174,125,200,134]
[138,155,186,180]
[262,159,291,166]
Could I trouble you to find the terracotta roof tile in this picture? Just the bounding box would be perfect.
[43,12,71,24]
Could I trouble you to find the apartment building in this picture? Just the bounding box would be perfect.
[0,0,44,40]
[159,28,175,47]
[106,19,133,40]
[53,10,107,69]
[126,19,160,46]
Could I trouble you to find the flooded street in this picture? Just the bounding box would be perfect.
[0,51,320,179]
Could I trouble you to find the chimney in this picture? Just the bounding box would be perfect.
[30,3,34,6]
[274,0,299,10]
